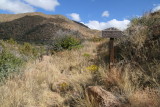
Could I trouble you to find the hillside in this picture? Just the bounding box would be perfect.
[0,12,99,44]
[117,11,160,68]
[0,11,160,107]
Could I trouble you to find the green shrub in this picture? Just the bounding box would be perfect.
[0,51,23,80]
[20,42,41,58]
[86,65,98,73]
[20,42,33,55]
[6,38,17,45]
[52,35,82,51]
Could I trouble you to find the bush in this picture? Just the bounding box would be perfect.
[19,42,42,58]
[52,35,82,51]
[20,42,33,55]
[0,51,23,80]
[116,11,160,88]
[6,38,17,45]
[86,65,98,73]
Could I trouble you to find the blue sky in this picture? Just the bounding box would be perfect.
[0,0,160,30]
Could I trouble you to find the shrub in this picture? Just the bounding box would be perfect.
[52,35,82,51]
[20,42,33,55]
[86,65,98,73]
[6,38,17,45]
[116,11,160,88]
[0,51,23,80]
[19,42,40,58]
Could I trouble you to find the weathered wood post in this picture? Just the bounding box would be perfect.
[109,37,114,69]
[102,27,123,71]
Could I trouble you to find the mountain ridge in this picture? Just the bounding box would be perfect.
[0,12,100,43]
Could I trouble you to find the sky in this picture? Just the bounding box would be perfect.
[0,0,160,30]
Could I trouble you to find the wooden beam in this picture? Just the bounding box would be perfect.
[109,38,114,70]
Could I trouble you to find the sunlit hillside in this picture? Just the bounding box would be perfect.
[0,10,160,107]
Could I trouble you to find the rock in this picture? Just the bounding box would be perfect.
[87,86,121,107]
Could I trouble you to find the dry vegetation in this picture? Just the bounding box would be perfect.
[0,41,105,107]
[1,38,160,107]
[0,11,160,107]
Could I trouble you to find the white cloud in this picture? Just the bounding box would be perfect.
[0,0,60,13]
[85,19,130,31]
[102,11,109,17]
[0,0,35,13]
[24,0,60,11]
[69,13,81,21]
[152,5,160,12]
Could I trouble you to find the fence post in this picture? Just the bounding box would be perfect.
[109,38,114,70]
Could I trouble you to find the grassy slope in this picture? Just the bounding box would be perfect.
[1,38,159,107]
[0,40,107,107]
[0,11,160,107]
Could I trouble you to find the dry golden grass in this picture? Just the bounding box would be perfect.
[128,88,160,107]
[104,65,160,107]
[0,37,160,107]
[0,41,102,107]
[1,11,160,107]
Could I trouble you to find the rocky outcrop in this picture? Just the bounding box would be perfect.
[87,86,121,107]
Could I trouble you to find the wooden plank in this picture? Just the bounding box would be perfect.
[102,27,123,38]
[102,31,123,38]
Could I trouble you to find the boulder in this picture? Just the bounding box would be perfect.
[87,86,121,107]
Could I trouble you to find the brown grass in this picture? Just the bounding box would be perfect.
[0,41,102,107]
[0,21,160,107]
[1,38,160,107]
